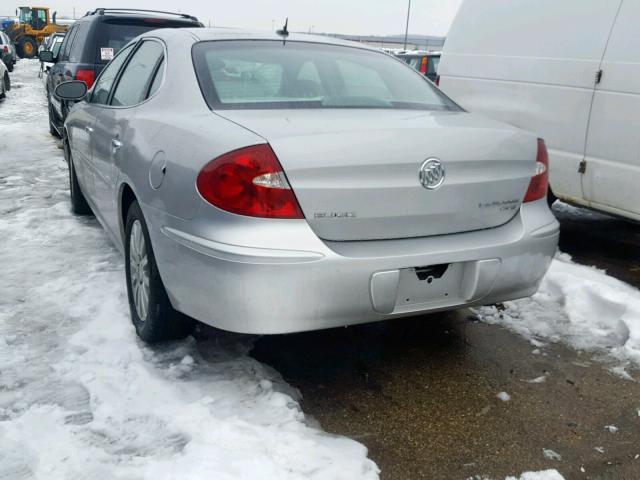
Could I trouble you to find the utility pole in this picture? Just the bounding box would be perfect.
[403,0,411,51]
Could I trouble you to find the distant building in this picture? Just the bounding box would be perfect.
[323,33,445,52]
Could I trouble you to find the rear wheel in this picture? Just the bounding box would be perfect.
[68,149,92,215]
[18,37,37,59]
[125,201,194,343]
[6,60,13,72]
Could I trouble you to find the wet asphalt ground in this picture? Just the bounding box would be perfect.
[252,203,640,480]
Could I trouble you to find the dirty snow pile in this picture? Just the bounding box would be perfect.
[0,61,378,480]
[477,252,640,374]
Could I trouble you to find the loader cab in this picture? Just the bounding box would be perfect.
[18,7,49,30]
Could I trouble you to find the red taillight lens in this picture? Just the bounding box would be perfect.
[435,75,440,86]
[75,69,95,89]
[2,46,8,53]
[420,56,428,74]
[523,138,550,203]
[196,144,304,219]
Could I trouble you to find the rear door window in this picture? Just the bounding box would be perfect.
[52,37,64,58]
[111,41,164,106]
[147,58,165,98]
[90,43,135,105]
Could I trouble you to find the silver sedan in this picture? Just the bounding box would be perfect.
[56,28,559,343]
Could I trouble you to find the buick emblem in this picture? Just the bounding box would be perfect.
[419,158,445,190]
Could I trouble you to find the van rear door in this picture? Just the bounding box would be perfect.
[582,1,640,221]
[438,0,622,206]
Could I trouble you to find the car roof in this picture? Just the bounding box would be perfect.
[76,10,201,24]
[143,27,380,52]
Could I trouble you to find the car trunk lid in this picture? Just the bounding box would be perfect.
[217,109,536,241]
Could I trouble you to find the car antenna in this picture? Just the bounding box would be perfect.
[276,18,289,44]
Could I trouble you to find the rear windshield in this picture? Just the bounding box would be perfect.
[95,18,198,64]
[192,41,460,111]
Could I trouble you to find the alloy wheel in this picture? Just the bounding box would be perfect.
[129,220,150,321]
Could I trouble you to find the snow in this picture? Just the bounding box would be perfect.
[476,252,640,374]
[0,60,378,479]
[542,449,562,461]
[0,60,631,480]
[505,471,565,480]
[496,392,511,402]
[525,375,548,384]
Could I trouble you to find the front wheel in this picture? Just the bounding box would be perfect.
[18,37,37,59]
[125,201,194,343]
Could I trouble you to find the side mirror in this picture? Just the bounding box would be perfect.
[54,81,88,101]
[39,50,54,63]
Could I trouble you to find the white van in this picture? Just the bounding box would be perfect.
[439,0,640,221]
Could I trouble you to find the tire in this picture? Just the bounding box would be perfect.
[125,201,194,343]
[3,72,10,92]
[6,60,13,72]
[18,37,37,59]
[547,188,558,208]
[68,150,92,215]
[48,101,60,138]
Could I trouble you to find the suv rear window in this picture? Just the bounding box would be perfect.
[95,18,198,64]
[193,41,459,111]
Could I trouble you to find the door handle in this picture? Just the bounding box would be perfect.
[111,139,122,154]
[85,126,93,133]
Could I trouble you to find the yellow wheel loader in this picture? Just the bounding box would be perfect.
[7,7,68,58]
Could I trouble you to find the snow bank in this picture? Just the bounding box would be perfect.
[477,252,640,373]
[0,60,378,480]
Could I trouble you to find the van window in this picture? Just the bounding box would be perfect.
[111,41,164,107]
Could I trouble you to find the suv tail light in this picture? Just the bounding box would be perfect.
[2,46,8,54]
[523,138,550,203]
[420,56,428,74]
[75,69,95,89]
[435,75,440,86]
[197,144,304,219]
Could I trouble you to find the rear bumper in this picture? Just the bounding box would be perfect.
[146,199,559,334]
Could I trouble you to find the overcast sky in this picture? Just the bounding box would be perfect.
[3,1,463,36]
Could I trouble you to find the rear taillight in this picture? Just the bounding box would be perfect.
[420,56,428,74]
[75,69,95,89]
[435,75,440,86]
[196,144,304,219]
[2,46,8,53]
[523,138,550,203]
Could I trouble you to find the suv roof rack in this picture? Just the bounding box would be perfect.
[85,8,199,22]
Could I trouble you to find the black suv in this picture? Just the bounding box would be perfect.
[42,8,202,137]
